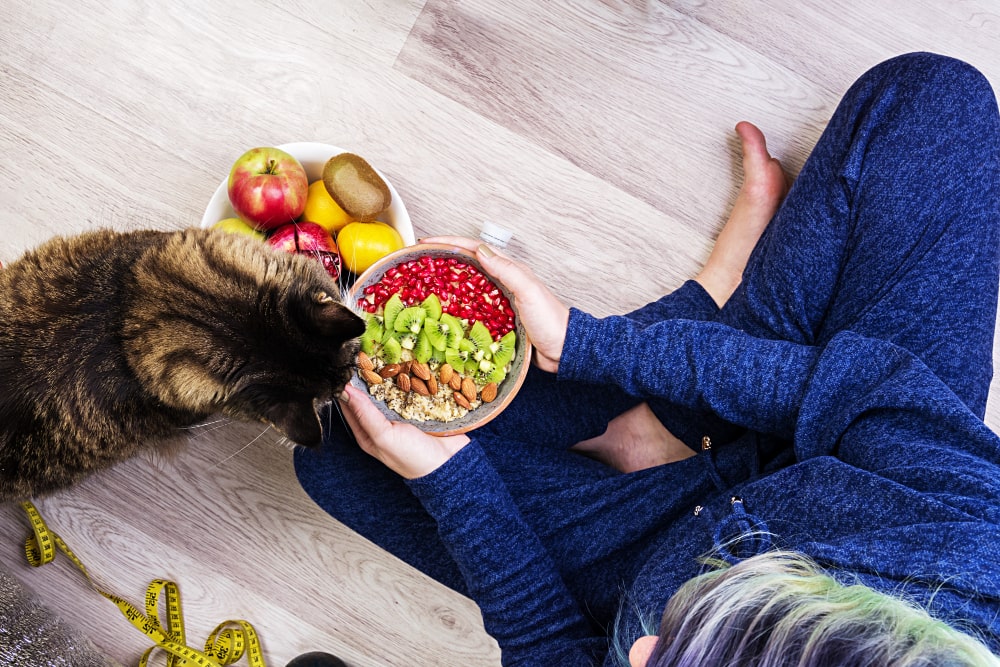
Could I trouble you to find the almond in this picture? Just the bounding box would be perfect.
[427,374,439,395]
[360,368,382,386]
[439,363,454,385]
[379,363,402,379]
[357,351,375,371]
[481,382,498,403]
[396,373,411,393]
[461,377,477,403]
[410,376,430,396]
[453,392,471,410]
[448,374,463,391]
[399,360,412,374]
[411,361,431,381]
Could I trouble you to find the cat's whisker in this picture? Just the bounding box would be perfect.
[274,435,297,452]
[183,419,234,441]
[205,424,273,471]
[179,417,232,431]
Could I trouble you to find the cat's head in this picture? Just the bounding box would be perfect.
[123,228,365,447]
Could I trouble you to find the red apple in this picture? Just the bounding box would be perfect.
[227,147,308,231]
[267,221,343,281]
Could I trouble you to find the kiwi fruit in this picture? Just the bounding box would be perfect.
[360,314,384,356]
[490,331,517,368]
[421,293,443,320]
[439,313,466,349]
[382,336,403,364]
[475,364,507,385]
[414,329,433,363]
[430,344,447,364]
[394,306,426,334]
[322,153,391,222]
[398,332,418,351]
[467,320,494,354]
[445,347,468,371]
[382,293,405,332]
[423,318,448,351]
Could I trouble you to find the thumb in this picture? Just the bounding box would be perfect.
[340,384,390,444]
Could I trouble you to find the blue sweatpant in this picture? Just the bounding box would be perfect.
[295,53,1000,628]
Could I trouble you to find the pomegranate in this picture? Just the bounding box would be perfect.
[358,255,515,339]
[267,221,342,281]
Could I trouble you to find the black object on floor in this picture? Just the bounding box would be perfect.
[286,651,349,667]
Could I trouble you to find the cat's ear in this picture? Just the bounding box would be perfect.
[266,399,322,447]
[307,291,366,340]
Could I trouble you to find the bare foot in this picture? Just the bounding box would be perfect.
[571,402,694,473]
[696,121,790,307]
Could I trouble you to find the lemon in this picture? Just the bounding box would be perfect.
[302,180,353,234]
[338,221,404,274]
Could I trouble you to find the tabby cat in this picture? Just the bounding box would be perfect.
[0,227,364,501]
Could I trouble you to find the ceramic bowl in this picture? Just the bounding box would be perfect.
[199,142,415,245]
[348,243,532,436]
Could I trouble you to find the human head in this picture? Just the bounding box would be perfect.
[629,551,999,666]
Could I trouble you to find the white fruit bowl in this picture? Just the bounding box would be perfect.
[199,142,415,245]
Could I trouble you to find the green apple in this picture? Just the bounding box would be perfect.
[212,217,266,241]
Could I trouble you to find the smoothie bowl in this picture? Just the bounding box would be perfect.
[348,244,531,436]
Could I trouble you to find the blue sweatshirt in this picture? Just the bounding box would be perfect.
[407,305,1000,665]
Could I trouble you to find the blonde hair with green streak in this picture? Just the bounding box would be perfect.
[641,551,999,666]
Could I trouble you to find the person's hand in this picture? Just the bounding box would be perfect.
[420,237,569,373]
[338,384,470,479]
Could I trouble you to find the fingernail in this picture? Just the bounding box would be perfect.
[338,390,351,404]
[477,244,496,258]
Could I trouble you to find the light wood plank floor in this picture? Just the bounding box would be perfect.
[2,1,999,664]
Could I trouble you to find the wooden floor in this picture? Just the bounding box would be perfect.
[2,1,999,664]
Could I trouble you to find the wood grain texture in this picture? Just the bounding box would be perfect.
[1,1,1000,664]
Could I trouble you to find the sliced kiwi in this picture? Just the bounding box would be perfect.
[490,330,517,368]
[476,364,507,385]
[440,313,465,349]
[430,344,447,364]
[394,306,426,334]
[445,347,468,370]
[468,320,493,354]
[382,336,403,364]
[322,153,391,222]
[360,314,384,356]
[399,332,417,351]
[423,318,448,352]
[421,294,443,321]
[382,293,405,332]
[414,329,433,363]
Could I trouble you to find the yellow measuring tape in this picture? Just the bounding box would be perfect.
[20,500,267,667]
